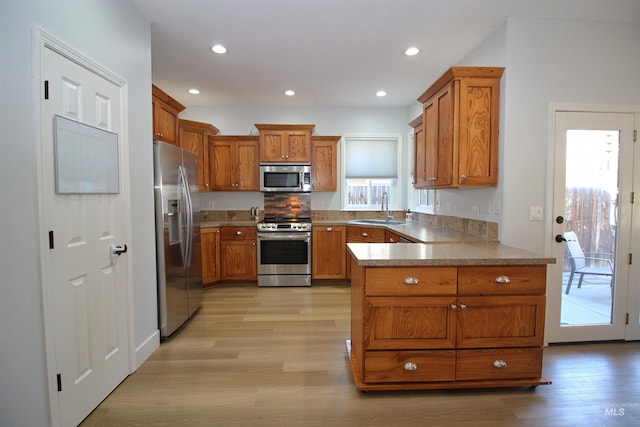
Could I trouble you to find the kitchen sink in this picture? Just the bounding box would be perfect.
[351,219,408,225]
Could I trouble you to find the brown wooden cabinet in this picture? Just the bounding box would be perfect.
[349,263,548,390]
[256,124,314,163]
[410,115,427,188]
[179,119,219,191]
[201,227,221,286]
[384,230,402,243]
[311,136,340,191]
[152,84,185,146]
[312,226,347,280]
[415,67,504,188]
[220,226,257,280]
[209,135,259,191]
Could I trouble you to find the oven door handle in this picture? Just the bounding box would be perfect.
[257,233,311,241]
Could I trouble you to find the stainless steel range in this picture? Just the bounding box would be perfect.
[257,217,312,287]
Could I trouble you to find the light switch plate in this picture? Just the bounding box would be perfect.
[529,206,543,221]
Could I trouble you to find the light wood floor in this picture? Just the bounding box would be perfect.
[81,284,640,426]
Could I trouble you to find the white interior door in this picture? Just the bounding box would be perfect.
[40,42,131,426]
[548,110,636,343]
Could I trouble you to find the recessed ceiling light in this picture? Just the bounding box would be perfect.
[188,88,200,95]
[284,90,295,96]
[404,47,420,56]
[211,44,227,54]
[376,90,387,97]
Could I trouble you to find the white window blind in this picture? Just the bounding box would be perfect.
[344,137,398,179]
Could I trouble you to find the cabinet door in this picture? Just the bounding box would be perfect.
[201,228,220,285]
[413,120,428,188]
[423,82,454,187]
[312,226,346,279]
[285,130,311,162]
[457,77,500,187]
[152,97,180,145]
[311,138,338,191]
[221,240,257,280]
[236,140,259,190]
[455,295,546,348]
[259,130,286,162]
[179,120,215,191]
[365,296,457,350]
[210,140,235,190]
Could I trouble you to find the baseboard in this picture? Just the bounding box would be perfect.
[134,329,160,370]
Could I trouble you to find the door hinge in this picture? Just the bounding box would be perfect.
[56,373,62,392]
[634,129,637,142]
[629,253,633,265]
[44,80,49,100]
[49,230,54,249]
[626,313,630,325]
[631,192,635,204]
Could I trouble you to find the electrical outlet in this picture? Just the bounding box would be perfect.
[529,206,543,221]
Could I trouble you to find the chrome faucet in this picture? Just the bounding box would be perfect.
[381,192,392,222]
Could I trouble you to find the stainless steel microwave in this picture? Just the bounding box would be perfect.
[259,164,312,192]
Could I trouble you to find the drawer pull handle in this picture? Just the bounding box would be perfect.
[493,360,508,369]
[236,231,243,235]
[450,304,458,311]
[495,275,511,284]
[403,362,418,371]
[362,232,368,237]
[404,277,419,285]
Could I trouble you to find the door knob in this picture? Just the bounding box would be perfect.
[555,234,567,243]
[556,216,564,224]
[110,243,128,265]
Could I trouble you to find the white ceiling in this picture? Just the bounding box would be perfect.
[130,0,640,108]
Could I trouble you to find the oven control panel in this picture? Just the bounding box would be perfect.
[257,222,312,232]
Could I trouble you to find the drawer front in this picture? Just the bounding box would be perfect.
[364,350,456,383]
[221,226,257,241]
[458,266,546,295]
[347,226,385,242]
[456,347,543,380]
[366,267,457,296]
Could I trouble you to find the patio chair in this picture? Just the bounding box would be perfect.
[564,231,614,295]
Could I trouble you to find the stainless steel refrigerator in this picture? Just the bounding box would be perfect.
[153,140,202,339]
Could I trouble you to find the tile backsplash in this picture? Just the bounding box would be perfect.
[263,192,311,219]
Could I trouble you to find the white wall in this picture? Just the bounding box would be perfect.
[181,106,410,212]
[0,1,154,425]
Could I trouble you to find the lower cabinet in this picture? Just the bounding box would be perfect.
[220,226,257,281]
[312,226,347,280]
[201,227,220,286]
[349,263,549,390]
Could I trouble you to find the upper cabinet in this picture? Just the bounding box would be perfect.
[415,67,504,189]
[152,84,185,146]
[178,119,219,192]
[256,124,314,163]
[209,135,260,191]
[311,135,340,191]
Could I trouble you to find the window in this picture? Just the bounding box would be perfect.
[342,135,401,210]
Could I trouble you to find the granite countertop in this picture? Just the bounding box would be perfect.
[347,242,556,267]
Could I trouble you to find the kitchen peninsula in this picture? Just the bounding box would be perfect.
[347,240,555,391]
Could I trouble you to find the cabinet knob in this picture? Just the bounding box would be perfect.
[495,275,511,284]
[403,277,419,285]
[459,303,467,310]
[429,177,437,181]
[460,174,467,180]
[362,232,368,237]
[450,304,458,311]
[403,362,418,371]
[236,231,243,235]
[493,360,508,369]
[326,227,333,232]
[389,238,395,242]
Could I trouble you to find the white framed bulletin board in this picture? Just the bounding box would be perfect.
[53,115,119,194]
